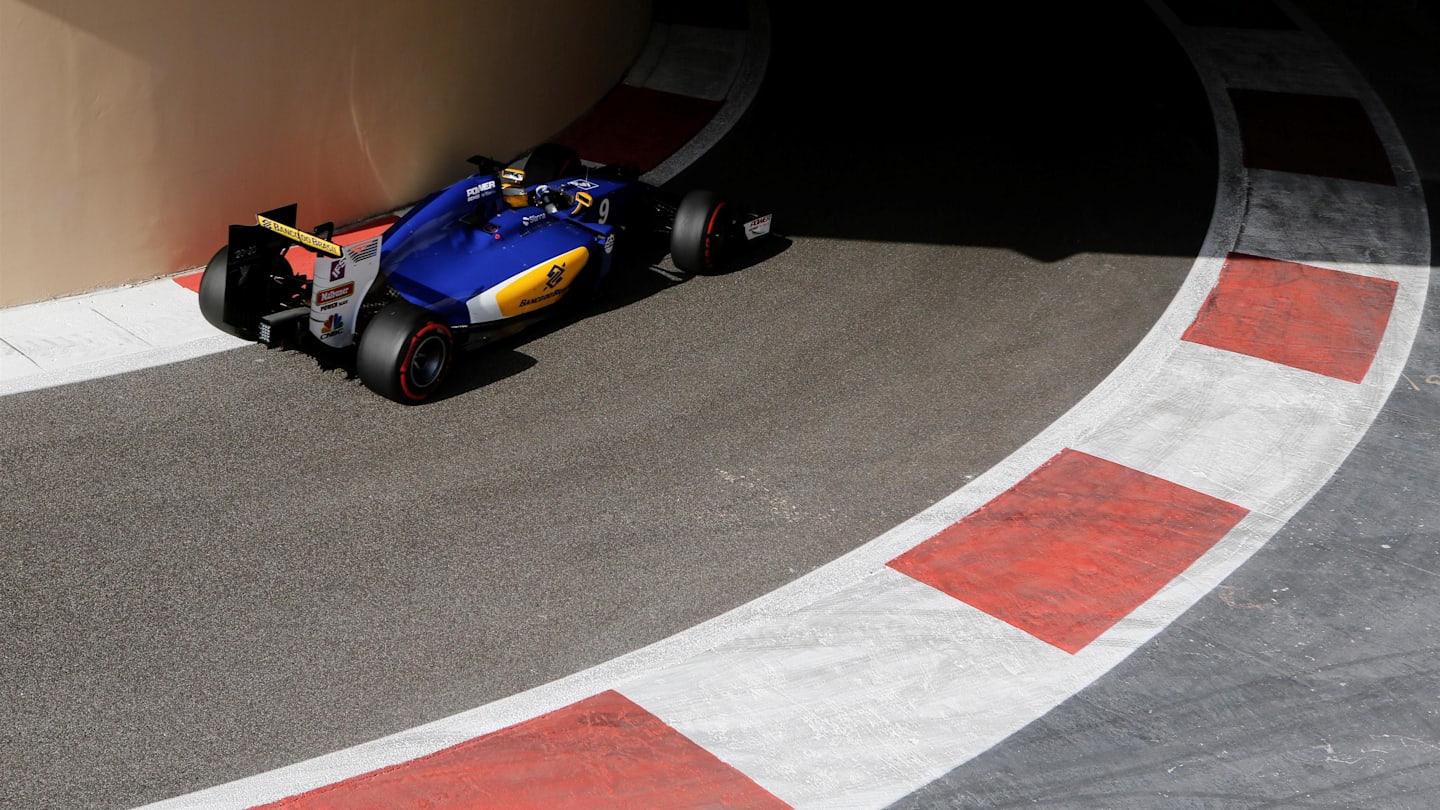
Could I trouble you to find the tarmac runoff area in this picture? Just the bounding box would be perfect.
[0,0,1433,807]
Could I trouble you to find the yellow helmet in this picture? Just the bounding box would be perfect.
[501,168,528,208]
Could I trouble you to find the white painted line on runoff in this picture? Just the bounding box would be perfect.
[642,0,770,187]
[624,24,749,102]
[1195,29,1351,96]
[0,280,247,397]
[625,569,1076,807]
[1241,169,1430,266]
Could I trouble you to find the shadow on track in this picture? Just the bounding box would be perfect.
[669,2,1217,262]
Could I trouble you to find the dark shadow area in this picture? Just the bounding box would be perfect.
[667,3,1219,262]
[1282,0,1440,272]
[434,347,538,401]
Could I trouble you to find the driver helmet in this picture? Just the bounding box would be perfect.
[501,167,528,209]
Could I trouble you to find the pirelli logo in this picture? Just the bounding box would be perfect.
[257,214,343,258]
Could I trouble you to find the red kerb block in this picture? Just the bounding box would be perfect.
[1183,253,1398,383]
[889,449,1248,654]
[255,690,787,810]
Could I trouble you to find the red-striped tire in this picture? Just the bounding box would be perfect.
[356,301,455,404]
[670,189,735,275]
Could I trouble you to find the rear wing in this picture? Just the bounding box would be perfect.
[219,204,321,334]
[256,210,341,258]
[220,204,381,349]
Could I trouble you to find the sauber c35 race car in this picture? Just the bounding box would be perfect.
[198,143,773,403]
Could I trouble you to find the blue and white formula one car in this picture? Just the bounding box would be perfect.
[198,143,773,403]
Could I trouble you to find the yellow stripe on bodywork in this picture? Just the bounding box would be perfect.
[496,246,590,317]
[256,215,343,258]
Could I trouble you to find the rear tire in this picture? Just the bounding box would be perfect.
[670,190,735,275]
[356,301,454,404]
[197,246,253,339]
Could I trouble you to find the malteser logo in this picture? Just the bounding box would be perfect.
[316,282,354,305]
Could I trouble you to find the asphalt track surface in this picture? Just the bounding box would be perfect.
[1,2,1436,809]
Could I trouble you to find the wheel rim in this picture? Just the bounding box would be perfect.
[407,331,448,390]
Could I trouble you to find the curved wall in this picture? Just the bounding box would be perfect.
[0,0,651,307]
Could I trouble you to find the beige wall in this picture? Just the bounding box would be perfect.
[0,0,650,307]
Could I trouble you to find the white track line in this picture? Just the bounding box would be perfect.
[0,282,247,397]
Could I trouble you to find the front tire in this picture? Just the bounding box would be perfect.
[670,190,735,275]
[356,301,454,404]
